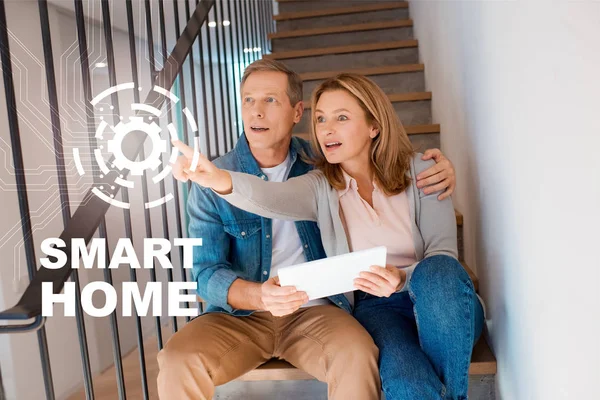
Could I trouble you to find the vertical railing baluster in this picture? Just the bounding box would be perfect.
[233,0,243,78]
[225,0,240,144]
[124,1,151,397]
[195,0,212,162]
[258,0,267,56]
[100,1,129,398]
[212,1,231,152]
[237,0,248,67]
[206,6,222,156]
[217,0,235,151]
[142,0,165,351]
[243,0,254,63]
[251,1,260,58]
[38,1,95,399]
[0,2,56,399]
[157,0,178,334]
[171,0,192,323]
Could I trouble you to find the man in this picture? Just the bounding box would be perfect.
[157,59,456,399]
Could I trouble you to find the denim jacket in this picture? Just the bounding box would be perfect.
[188,133,353,316]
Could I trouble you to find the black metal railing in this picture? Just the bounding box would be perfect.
[0,1,274,399]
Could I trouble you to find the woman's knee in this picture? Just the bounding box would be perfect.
[410,255,472,294]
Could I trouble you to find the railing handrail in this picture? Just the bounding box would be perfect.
[0,0,216,332]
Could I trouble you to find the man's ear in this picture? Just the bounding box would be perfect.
[293,101,304,124]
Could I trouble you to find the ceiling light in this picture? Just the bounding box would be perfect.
[223,20,230,27]
[253,47,261,52]
[95,62,107,68]
[208,21,216,28]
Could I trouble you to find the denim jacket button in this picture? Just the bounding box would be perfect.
[263,271,268,275]
[338,302,343,305]
[304,244,308,248]
[266,234,270,239]
[241,231,246,236]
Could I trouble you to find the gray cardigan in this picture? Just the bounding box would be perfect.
[219,154,458,294]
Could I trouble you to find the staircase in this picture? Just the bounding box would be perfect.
[68,2,497,399]
[258,0,497,398]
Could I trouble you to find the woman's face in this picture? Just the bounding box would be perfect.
[314,90,378,167]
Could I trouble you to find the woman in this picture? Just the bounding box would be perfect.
[172,74,484,399]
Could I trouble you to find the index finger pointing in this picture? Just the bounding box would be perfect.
[171,139,195,159]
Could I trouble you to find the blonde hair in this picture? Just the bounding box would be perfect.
[309,73,414,195]
[241,59,303,106]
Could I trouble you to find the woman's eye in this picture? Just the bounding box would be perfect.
[338,115,348,121]
[316,116,325,123]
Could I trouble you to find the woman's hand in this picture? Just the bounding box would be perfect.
[354,264,406,298]
[171,139,233,194]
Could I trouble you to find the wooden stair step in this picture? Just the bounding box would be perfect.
[264,40,418,60]
[300,64,425,82]
[269,20,413,40]
[274,2,409,21]
[304,92,431,108]
[461,261,479,291]
[240,338,495,381]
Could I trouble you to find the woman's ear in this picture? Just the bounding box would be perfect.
[369,126,380,139]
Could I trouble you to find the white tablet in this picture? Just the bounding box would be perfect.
[278,246,387,300]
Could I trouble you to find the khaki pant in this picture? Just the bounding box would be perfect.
[157,304,381,400]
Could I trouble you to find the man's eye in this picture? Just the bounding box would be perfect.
[266,97,275,103]
[244,97,253,103]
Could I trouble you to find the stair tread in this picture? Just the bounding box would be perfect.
[265,40,418,60]
[269,20,413,39]
[304,91,431,107]
[274,2,409,21]
[301,64,425,81]
[241,338,496,381]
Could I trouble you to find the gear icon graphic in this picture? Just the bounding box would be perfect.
[107,116,167,175]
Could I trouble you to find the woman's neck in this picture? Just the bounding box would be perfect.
[341,158,373,189]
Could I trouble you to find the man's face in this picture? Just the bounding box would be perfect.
[241,71,303,150]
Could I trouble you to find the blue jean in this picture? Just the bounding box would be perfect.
[354,255,484,400]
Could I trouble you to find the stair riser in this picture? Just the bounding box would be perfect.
[276,8,410,31]
[282,47,419,74]
[408,133,440,153]
[294,101,432,133]
[272,27,413,52]
[469,375,496,400]
[303,72,426,97]
[278,1,384,14]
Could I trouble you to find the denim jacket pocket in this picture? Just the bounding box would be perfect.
[223,220,262,275]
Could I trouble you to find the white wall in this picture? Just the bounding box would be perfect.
[409,1,600,398]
